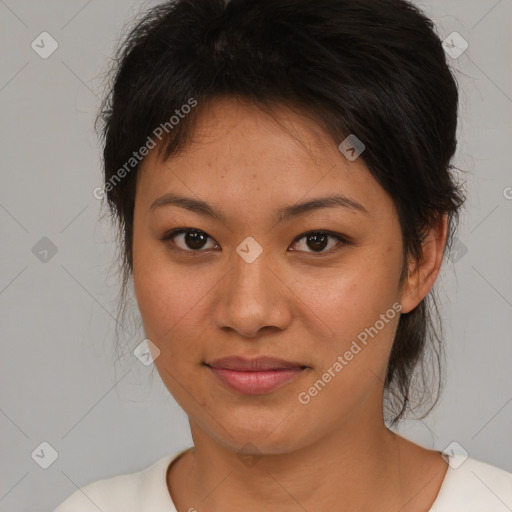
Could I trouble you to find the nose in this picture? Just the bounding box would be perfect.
[212,246,292,338]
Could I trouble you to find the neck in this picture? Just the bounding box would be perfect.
[172,403,438,512]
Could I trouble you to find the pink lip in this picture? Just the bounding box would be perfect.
[206,356,309,395]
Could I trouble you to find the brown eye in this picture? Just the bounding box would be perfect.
[162,229,218,252]
[290,231,347,254]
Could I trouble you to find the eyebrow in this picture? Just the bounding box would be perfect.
[150,192,368,223]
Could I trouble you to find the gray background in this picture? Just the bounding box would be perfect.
[1,0,511,510]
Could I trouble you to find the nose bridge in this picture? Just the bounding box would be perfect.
[232,246,268,294]
[213,240,291,336]
[231,233,271,292]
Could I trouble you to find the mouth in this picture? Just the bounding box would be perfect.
[204,356,310,395]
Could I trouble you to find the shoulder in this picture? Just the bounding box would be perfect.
[53,470,140,512]
[430,455,512,511]
[53,451,186,512]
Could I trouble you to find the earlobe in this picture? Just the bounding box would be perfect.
[399,214,449,314]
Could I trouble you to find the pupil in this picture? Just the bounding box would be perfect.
[185,231,206,249]
[307,233,327,251]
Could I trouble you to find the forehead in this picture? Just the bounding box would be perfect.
[135,97,391,219]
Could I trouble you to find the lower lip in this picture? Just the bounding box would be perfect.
[208,366,306,394]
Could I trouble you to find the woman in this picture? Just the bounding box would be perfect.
[55,0,512,510]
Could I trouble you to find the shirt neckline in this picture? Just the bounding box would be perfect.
[426,452,455,510]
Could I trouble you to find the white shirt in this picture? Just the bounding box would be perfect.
[54,448,512,511]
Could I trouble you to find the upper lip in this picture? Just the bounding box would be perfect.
[206,356,308,371]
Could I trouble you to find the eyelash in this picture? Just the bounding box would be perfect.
[161,228,350,256]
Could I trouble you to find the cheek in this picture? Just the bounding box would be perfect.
[134,267,211,340]
[294,246,402,392]
[314,283,398,372]
[297,249,402,340]
[295,272,400,427]
[132,234,213,352]
[133,262,216,402]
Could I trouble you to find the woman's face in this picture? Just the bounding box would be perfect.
[132,97,419,454]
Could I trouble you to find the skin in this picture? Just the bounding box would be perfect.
[132,97,449,512]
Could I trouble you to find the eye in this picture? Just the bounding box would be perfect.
[289,230,348,254]
[161,228,219,252]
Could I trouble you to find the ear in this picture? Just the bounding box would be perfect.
[400,214,449,314]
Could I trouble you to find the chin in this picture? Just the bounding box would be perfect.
[200,412,314,456]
